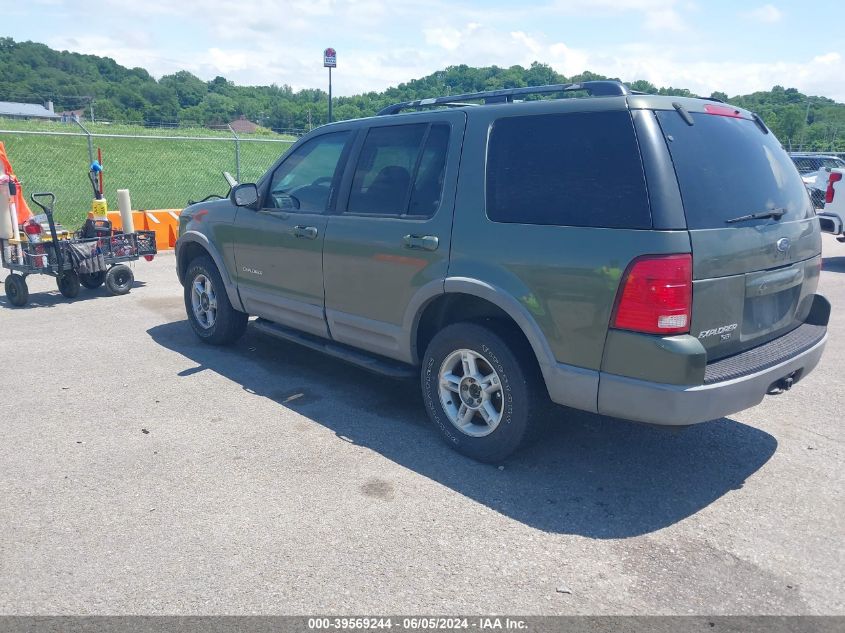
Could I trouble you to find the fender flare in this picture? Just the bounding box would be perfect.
[401,276,558,369]
[428,277,598,412]
[441,277,558,370]
[176,232,244,312]
[400,279,446,365]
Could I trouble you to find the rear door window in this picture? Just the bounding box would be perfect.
[347,123,450,217]
[485,111,651,228]
[656,111,813,229]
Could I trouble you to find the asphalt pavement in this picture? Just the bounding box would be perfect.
[0,235,843,615]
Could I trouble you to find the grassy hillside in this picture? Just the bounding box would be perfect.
[1,120,293,226]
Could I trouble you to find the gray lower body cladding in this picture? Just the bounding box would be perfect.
[595,331,827,426]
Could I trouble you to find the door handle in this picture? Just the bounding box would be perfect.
[293,225,318,240]
[403,234,439,251]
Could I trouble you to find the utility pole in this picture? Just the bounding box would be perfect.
[323,48,337,123]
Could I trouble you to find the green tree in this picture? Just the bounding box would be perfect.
[777,105,807,146]
[160,71,207,108]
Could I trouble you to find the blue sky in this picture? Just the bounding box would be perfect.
[11,0,845,101]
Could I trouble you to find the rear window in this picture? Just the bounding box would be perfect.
[486,111,652,228]
[657,111,813,229]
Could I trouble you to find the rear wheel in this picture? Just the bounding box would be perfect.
[421,322,546,463]
[80,271,106,289]
[184,255,248,345]
[105,264,134,295]
[4,274,29,307]
[57,271,80,298]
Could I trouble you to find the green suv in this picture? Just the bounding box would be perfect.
[176,81,830,462]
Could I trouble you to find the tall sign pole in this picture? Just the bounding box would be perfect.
[323,48,337,123]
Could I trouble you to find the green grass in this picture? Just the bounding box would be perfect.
[0,117,295,139]
[0,119,295,227]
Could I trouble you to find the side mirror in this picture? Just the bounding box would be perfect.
[232,183,259,208]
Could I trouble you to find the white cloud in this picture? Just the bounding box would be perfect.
[28,0,845,103]
[423,26,469,52]
[745,4,783,23]
[643,8,687,32]
[586,47,845,101]
[812,52,840,65]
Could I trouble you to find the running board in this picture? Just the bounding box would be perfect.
[252,318,417,380]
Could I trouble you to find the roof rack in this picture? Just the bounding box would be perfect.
[376,80,632,116]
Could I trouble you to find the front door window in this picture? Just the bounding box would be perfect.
[267,131,350,213]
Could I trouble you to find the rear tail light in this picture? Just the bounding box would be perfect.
[826,172,842,204]
[612,254,693,335]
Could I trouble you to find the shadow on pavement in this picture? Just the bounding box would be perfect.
[822,256,845,273]
[0,280,147,309]
[148,319,778,539]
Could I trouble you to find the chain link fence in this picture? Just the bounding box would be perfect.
[786,147,845,159]
[0,125,295,227]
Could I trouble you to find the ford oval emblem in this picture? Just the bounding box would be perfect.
[776,237,791,253]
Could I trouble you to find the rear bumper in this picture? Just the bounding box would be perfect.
[596,329,827,426]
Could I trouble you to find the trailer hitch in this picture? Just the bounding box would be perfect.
[767,371,800,395]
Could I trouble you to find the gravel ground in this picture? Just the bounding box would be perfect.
[0,235,842,615]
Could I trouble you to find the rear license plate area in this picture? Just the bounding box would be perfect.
[742,285,799,338]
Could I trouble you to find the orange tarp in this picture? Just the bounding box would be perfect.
[0,141,33,222]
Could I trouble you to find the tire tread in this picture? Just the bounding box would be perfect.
[421,321,548,462]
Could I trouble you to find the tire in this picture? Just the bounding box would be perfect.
[105,264,134,295]
[80,271,106,289]
[421,321,546,463]
[57,271,81,298]
[4,275,28,307]
[184,255,248,345]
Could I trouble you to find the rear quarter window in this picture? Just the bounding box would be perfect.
[485,111,652,229]
[657,111,813,229]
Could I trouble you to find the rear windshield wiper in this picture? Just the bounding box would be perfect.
[725,208,786,224]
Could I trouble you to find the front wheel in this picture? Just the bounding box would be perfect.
[184,256,248,345]
[57,271,80,298]
[421,322,545,463]
[105,264,134,295]
[4,274,29,307]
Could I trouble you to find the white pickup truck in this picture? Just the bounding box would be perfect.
[817,168,845,242]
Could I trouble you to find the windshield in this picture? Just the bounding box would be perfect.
[822,157,845,170]
[657,111,814,229]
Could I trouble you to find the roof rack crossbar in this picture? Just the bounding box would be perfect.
[376,80,631,116]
